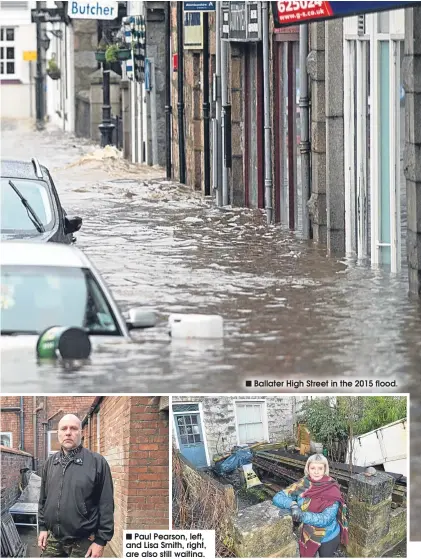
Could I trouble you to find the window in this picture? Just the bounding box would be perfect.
[47,430,61,455]
[1,432,13,447]
[1,265,120,335]
[0,27,16,77]
[176,414,202,445]
[235,401,267,445]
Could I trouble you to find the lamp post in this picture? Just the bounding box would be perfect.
[98,62,115,146]
[35,19,45,130]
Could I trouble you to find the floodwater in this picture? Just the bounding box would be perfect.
[1,121,420,538]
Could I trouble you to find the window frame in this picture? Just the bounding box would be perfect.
[234,399,269,446]
[0,26,17,78]
[47,430,61,456]
[1,432,13,447]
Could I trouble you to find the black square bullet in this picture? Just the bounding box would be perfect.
[126,534,133,540]
[246,381,252,387]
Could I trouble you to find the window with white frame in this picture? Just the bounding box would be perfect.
[1,432,13,447]
[0,27,16,77]
[235,401,266,445]
[47,430,61,455]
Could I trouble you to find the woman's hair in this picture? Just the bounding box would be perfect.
[304,454,330,477]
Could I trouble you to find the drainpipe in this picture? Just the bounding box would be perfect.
[213,1,222,205]
[203,11,211,197]
[88,415,91,450]
[177,1,186,183]
[20,397,24,451]
[220,20,229,206]
[262,2,273,224]
[299,23,311,238]
[33,397,37,464]
[44,396,48,461]
[165,1,172,178]
[32,400,43,470]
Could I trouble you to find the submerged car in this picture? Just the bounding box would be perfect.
[1,242,156,344]
[1,157,82,243]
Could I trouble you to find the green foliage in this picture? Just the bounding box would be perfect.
[299,396,407,444]
[105,44,119,63]
[349,396,407,435]
[47,59,59,72]
[298,398,348,446]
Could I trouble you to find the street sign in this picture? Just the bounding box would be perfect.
[184,1,216,12]
[31,7,65,23]
[67,1,118,20]
[272,1,421,28]
[23,51,37,62]
[221,1,262,42]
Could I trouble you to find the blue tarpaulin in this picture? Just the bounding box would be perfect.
[214,448,253,474]
[272,1,420,28]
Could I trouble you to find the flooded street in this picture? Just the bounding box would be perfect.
[1,121,420,537]
[2,121,420,392]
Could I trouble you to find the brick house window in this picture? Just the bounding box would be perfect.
[0,27,16,77]
[235,401,268,445]
[47,430,61,455]
[1,432,13,447]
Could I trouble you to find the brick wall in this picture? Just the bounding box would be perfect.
[1,446,33,513]
[1,396,96,471]
[82,397,169,558]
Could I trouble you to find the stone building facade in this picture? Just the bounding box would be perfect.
[172,396,306,468]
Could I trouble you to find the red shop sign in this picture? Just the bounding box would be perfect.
[273,1,333,26]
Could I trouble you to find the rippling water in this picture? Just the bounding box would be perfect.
[1,121,420,538]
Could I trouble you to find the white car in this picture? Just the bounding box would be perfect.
[1,241,155,344]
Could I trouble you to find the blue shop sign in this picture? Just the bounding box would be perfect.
[272,1,420,28]
[184,1,216,12]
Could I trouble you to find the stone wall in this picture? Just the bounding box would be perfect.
[232,501,299,558]
[72,19,98,99]
[172,396,297,461]
[145,1,167,167]
[347,471,406,557]
[75,90,91,139]
[307,22,327,245]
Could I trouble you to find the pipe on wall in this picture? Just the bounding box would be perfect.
[299,23,311,238]
[203,11,211,197]
[262,2,273,224]
[33,397,37,464]
[176,1,186,183]
[19,397,24,451]
[165,0,172,178]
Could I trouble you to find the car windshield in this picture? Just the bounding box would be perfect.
[1,266,121,335]
[1,178,55,232]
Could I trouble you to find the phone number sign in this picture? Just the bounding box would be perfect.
[272,1,420,28]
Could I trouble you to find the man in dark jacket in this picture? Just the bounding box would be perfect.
[38,414,114,558]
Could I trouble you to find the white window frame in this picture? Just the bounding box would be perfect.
[47,430,60,455]
[1,432,13,447]
[344,12,404,273]
[171,401,211,467]
[233,399,269,446]
[0,26,17,79]
[369,12,403,273]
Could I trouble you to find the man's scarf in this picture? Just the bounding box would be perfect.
[283,475,349,557]
[59,444,82,473]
